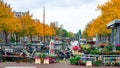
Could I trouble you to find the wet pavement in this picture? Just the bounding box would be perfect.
[0,62,120,68]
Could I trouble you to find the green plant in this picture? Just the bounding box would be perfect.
[81,44,91,49]
[35,52,41,57]
[94,60,102,66]
[92,62,97,66]
[75,56,81,61]
[41,53,47,58]
[116,46,120,50]
[114,62,120,66]
[35,53,48,59]
[105,62,111,66]
[48,54,57,58]
[90,50,101,55]
[70,56,81,65]
[35,53,48,63]
[105,44,114,51]
[10,37,15,42]
[70,57,77,65]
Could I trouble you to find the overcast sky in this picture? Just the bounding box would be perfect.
[4,0,107,33]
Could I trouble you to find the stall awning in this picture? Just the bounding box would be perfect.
[107,19,120,28]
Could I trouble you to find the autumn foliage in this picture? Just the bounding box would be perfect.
[0,0,75,44]
[0,1,55,43]
[84,0,120,37]
[0,1,22,43]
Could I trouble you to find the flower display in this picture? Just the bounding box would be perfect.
[115,44,120,46]
[72,45,80,51]
[100,44,107,46]
[115,44,120,50]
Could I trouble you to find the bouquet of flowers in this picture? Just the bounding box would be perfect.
[72,45,80,51]
[115,44,120,46]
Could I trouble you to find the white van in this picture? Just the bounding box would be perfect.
[79,39,87,45]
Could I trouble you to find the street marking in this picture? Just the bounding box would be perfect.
[4,66,36,68]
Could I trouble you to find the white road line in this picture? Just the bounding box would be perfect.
[4,66,36,68]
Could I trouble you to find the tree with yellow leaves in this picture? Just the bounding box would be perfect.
[32,19,56,41]
[84,0,120,39]
[19,11,35,41]
[34,19,45,41]
[0,1,21,43]
[45,24,55,36]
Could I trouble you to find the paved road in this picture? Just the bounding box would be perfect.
[0,62,120,68]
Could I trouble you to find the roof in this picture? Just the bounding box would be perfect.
[107,19,120,28]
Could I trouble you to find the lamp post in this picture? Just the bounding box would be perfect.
[41,7,46,53]
[43,6,45,45]
[78,29,81,45]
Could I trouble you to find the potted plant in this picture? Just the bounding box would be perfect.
[41,53,47,63]
[105,62,111,66]
[34,53,48,64]
[105,44,114,51]
[115,44,120,50]
[34,52,42,64]
[48,54,58,63]
[84,48,90,54]
[114,62,120,66]
[34,52,41,58]
[78,60,86,66]
[93,60,102,66]
[92,62,97,66]
[70,55,81,65]
[70,57,77,65]
[99,43,107,48]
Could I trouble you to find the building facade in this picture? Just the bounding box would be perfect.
[108,19,120,45]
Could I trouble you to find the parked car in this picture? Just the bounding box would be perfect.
[31,41,44,46]
[79,39,87,45]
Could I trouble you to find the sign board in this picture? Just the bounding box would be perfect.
[86,61,92,66]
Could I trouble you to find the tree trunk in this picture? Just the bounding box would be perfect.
[30,35,32,42]
[4,31,8,44]
[15,33,19,42]
[38,35,40,41]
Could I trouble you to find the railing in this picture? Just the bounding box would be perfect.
[81,54,120,66]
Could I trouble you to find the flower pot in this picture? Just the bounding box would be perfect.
[78,60,85,66]
[35,58,41,64]
[43,58,49,64]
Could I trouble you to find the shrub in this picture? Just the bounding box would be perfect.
[70,57,77,65]
[70,56,81,65]
[75,56,81,61]
[116,46,120,50]
[35,52,42,58]
[105,44,114,51]
[90,50,101,55]
[93,60,102,66]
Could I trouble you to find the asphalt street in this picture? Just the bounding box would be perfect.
[0,62,120,68]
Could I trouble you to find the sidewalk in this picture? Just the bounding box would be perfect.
[0,62,120,68]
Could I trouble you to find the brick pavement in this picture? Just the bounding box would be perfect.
[0,62,120,68]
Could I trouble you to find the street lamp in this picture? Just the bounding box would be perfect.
[43,6,45,45]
